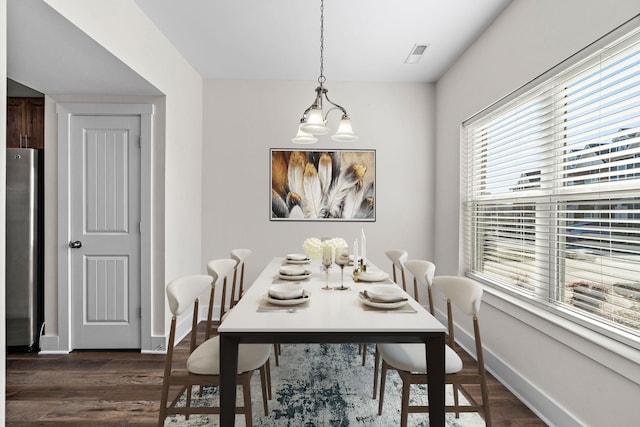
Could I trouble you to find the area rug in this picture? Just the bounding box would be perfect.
[165,343,485,426]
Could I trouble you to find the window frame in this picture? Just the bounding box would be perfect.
[462,15,640,351]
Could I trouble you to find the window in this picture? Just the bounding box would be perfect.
[463,17,640,347]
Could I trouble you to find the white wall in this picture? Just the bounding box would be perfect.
[435,1,640,425]
[202,80,435,307]
[41,0,203,351]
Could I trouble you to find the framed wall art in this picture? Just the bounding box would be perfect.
[271,149,376,221]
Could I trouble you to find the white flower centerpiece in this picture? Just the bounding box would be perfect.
[303,237,348,260]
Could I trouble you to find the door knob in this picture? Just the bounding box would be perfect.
[69,240,82,249]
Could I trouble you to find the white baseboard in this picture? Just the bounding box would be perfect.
[141,336,168,354]
[38,335,69,354]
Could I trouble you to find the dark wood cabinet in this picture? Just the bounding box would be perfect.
[7,97,45,149]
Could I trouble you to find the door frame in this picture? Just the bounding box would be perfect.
[55,103,153,352]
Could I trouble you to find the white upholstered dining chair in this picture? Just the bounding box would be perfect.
[360,250,409,365]
[158,274,271,426]
[385,249,408,292]
[376,276,492,427]
[205,258,237,338]
[404,259,436,308]
[372,259,436,397]
[230,248,252,307]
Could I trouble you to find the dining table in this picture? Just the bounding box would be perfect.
[218,256,447,426]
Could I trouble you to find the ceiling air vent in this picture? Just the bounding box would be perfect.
[404,44,429,64]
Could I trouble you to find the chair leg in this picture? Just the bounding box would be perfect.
[273,344,279,367]
[372,346,380,399]
[481,378,492,426]
[185,385,192,420]
[241,372,253,427]
[361,344,367,366]
[259,365,269,416]
[158,379,170,425]
[265,358,272,400]
[378,360,388,415]
[399,371,410,427]
[453,383,460,418]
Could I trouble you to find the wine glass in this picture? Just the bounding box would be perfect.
[334,247,350,290]
[321,246,333,290]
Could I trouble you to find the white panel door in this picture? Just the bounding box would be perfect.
[70,115,141,349]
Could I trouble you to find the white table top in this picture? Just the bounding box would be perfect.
[218,257,446,334]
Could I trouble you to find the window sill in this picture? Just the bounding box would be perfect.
[479,282,640,386]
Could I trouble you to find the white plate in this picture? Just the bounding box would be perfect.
[280,265,308,276]
[279,272,311,281]
[268,283,304,299]
[264,291,311,306]
[358,292,407,309]
[356,270,389,282]
[285,258,311,265]
[286,253,309,261]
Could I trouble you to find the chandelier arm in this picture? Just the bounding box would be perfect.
[323,92,349,118]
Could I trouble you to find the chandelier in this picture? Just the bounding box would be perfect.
[292,0,357,144]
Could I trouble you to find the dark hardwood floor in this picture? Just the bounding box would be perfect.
[6,324,547,426]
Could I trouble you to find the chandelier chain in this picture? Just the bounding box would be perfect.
[318,0,326,84]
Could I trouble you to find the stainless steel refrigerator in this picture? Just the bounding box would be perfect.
[6,147,43,351]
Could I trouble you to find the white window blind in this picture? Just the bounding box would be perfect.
[463,17,640,346]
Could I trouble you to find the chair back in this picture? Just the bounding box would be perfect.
[230,248,251,264]
[432,276,483,316]
[205,258,238,330]
[207,258,237,286]
[404,259,436,309]
[385,249,408,290]
[230,249,252,306]
[166,275,213,316]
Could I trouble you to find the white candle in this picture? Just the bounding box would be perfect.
[353,239,359,264]
[361,228,366,265]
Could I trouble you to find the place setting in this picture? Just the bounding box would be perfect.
[357,285,417,313]
[258,283,311,312]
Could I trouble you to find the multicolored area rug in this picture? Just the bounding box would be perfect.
[165,343,485,426]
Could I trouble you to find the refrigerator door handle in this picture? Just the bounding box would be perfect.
[69,240,83,249]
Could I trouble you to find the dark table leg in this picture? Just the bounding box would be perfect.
[426,332,445,426]
[220,334,239,426]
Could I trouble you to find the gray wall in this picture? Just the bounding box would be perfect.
[435,0,640,425]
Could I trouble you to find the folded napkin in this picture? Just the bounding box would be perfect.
[361,290,408,304]
[268,292,309,301]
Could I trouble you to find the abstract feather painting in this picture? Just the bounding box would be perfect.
[271,149,375,221]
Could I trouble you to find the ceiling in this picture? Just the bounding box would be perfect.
[134,0,511,83]
[7,0,511,95]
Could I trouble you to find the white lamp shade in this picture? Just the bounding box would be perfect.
[331,118,358,142]
[292,124,318,144]
[301,108,330,135]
